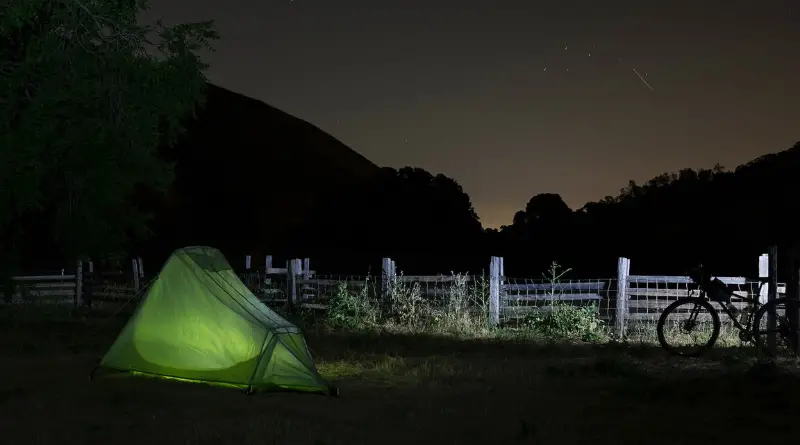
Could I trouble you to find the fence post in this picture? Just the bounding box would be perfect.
[294,258,305,301]
[265,255,273,270]
[75,260,84,308]
[299,259,305,301]
[381,257,396,314]
[245,255,251,271]
[615,257,630,338]
[132,258,140,293]
[767,246,778,354]
[489,256,501,327]
[85,259,94,309]
[499,256,505,308]
[303,258,311,279]
[788,248,800,356]
[286,259,298,312]
[758,253,769,304]
[137,257,144,279]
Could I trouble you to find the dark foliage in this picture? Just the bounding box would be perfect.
[494,146,800,279]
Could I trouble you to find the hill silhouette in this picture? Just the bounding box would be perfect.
[140,84,382,266]
[140,84,484,274]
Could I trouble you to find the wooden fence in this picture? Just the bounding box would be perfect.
[246,254,785,336]
[0,255,314,308]
[244,254,786,334]
[0,258,145,307]
[2,252,786,338]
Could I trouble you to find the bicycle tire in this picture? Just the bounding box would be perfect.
[752,297,796,355]
[657,297,721,357]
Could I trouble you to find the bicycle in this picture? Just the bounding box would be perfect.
[656,265,798,357]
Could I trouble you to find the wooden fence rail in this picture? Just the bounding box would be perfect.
[1,258,145,307]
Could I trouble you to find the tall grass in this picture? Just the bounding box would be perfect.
[323,262,609,343]
[318,260,758,349]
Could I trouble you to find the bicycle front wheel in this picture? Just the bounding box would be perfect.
[657,297,721,357]
[753,297,798,357]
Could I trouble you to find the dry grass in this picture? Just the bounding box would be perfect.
[2,308,800,445]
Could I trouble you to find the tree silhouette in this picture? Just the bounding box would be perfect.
[498,141,800,278]
[0,0,218,275]
[295,166,484,273]
[523,193,572,225]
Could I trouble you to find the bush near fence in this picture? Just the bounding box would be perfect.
[3,253,785,338]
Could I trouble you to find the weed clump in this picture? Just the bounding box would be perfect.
[521,262,607,342]
[322,272,493,337]
[524,301,606,342]
[326,280,380,329]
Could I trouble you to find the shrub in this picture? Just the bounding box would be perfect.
[524,301,606,342]
[326,279,380,329]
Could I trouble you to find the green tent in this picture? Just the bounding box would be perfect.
[94,246,336,395]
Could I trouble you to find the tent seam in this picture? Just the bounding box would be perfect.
[247,332,274,391]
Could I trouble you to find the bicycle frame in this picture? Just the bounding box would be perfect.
[660,268,799,356]
[687,287,761,333]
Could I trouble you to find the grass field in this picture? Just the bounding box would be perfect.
[2,307,800,445]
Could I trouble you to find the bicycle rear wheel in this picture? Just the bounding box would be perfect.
[753,297,798,357]
[657,297,721,357]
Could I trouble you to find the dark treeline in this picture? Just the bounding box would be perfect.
[302,140,800,280]
[8,83,799,280]
[491,146,800,279]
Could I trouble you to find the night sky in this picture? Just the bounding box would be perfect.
[143,0,799,229]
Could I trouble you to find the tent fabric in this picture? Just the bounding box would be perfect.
[97,246,334,395]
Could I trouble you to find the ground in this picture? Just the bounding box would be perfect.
[1,308,799,445]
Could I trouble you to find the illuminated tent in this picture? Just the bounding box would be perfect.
[93,246,335,395]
